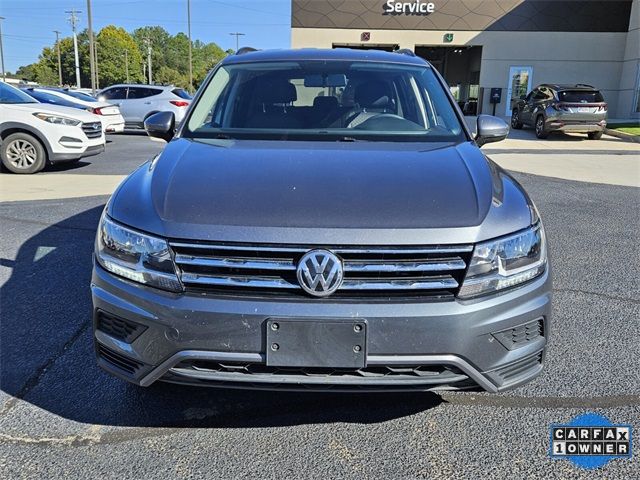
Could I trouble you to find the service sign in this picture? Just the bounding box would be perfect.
[384,0,435,14]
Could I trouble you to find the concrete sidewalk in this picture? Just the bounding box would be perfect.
[466,117,639,187]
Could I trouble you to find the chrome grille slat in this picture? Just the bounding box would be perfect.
[170,241,472,299]
[181,274,297,289]
[179,273,458,291]
[175,254,296,271]
[343,258,466,272]
[341,277,458,290]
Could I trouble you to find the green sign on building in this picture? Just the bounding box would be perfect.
[443,33,454,43]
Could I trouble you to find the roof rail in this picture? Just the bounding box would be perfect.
[235,47,258,56]
[576,83,595,88]
[394,48,416,57]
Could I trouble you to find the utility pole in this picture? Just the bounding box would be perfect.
[143,37,152,84]
[124,50,129,83]
[53,30,62,86]
[229,32,245,52]
[66,9,82,88]
[93,35,99,89]
[187,0,193,92]
[0,17,6,82]
[86,0,96,94]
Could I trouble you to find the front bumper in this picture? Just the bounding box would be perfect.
[50,143,105,163]
[91,264,551,392]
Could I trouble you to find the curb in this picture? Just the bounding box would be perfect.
[604,128,640,144]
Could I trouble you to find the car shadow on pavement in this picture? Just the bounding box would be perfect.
[0,205,444,428]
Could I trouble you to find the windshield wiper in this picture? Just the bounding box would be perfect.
[337,136,364,142]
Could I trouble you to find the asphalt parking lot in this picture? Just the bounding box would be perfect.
[0,130,639,479]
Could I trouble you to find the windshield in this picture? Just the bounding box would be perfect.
[0,82,38,104]
[185,61,465,142]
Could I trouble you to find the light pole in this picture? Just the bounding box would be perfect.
[229,32,245,52]
[53,30,62,86]
[144,37,152,84]
[0,17,6,82]
[124,50,129,83]
[66,9,82,88]
[86,0,96,94]
[187,0,193,92]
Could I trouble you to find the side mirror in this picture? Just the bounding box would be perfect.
[475,114,509,147]
[144,111,175,142]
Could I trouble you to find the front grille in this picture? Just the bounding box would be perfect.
[96,310,146,343]
[97,344,144,375]
[493,319,544,351]
[82,122,102,138]
[170,241,473,300]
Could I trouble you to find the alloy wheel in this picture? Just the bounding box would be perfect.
[5,139,38,170]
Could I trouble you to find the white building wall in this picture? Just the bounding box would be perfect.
[616,0,640,119]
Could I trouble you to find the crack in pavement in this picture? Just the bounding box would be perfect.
[0,323,90,417]
[0,215,99,233]
[553,287,640,305]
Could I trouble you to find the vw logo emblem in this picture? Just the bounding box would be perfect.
[296,249,344,297]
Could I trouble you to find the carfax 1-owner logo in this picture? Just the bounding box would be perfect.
[550,413,633,469]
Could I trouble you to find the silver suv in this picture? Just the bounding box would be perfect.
[92,48,551,393]
[97,84,191,129]
[511,84,607,139]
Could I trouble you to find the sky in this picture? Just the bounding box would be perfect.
[0,0,292,73]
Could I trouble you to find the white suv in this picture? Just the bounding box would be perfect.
[0,82,105,174]
[97,84,191,129]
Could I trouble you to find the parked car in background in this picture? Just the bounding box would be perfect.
[97,84,191,129]
[1,81,105,174]
[511,84,607,139]
[22,87,125,134]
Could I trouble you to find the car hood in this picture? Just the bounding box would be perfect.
[109,138,533,245]
[11,102,100,122]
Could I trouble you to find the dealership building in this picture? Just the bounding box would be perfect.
[291,0,640,120]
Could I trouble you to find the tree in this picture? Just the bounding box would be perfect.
[15,24,229,90]
[96,25,144,86]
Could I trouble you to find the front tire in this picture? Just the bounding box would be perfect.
[1,133,47,174]
[588,131,603,140]
[535,115,548,139]
[511,109,523,129]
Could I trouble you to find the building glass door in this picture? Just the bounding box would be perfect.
[506,66,533,116]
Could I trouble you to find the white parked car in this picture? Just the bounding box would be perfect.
[22,87,125,134]
[0,82,105,174]
[97,84,191,129]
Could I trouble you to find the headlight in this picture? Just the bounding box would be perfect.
[458,223,547,299]
[95,212,182,292]
[33,112,82,126]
